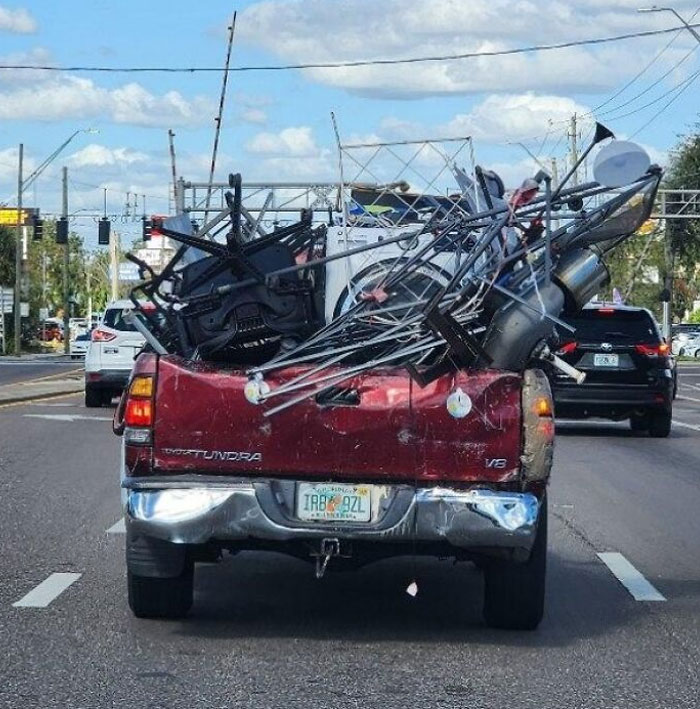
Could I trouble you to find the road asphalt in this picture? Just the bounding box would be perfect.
[0,366,698,708]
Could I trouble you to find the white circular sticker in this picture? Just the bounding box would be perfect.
[446,387,472,419]
[244,377,270,405]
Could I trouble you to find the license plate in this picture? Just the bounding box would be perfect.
[296,482,372,523]
[594,353,619,367]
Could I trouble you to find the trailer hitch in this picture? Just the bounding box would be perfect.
[312,538,343,579]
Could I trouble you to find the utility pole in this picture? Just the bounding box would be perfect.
[110,230,120,302]
[569,114,579,187]
[661,191,673,343]
[62,167,70,354]
[14,143,23,356]
[168,129,178,210]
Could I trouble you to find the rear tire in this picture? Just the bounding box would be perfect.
[128,566,194,619]
[85,384,102,408]
[629,413,649,433]
[648,410,671,438]
[483,496,547,630]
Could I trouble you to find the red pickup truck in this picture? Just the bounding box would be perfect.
[115,352,554,630]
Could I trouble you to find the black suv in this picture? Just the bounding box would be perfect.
[550,304,673,437]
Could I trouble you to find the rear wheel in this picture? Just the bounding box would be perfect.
[648,410,672,438]
[128,566,194,619]
[84,384,103,408]
[483,496,547,630]
[629,413,649,433]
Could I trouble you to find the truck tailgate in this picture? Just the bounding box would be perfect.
[152,356,522,483]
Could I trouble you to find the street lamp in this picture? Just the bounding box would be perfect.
[12,128,98,356]
[637,7,700,344]
[637,6,700,44]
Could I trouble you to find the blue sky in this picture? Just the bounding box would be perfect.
[1,0,699,247]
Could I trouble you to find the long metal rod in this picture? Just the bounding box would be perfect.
[203,12,237,225]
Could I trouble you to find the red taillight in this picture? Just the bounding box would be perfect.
[556,341,578,355]
[598,307,615,314]
[124,398,153,427]
[635,343,668,357]
[92,328,116,342]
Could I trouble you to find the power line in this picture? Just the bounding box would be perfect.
[631,70,700,138]
[0,24,699,74]
[592,5,700,113]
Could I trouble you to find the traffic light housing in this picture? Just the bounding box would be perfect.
[32,215,43,241]
[98,218,111,245]
[55,217,68,244]
[142,216,152,242]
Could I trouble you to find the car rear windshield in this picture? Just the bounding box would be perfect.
[565,309,658,344]
[102,308,147,332]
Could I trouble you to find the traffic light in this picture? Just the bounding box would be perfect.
[32,215,43,241]
[55,217,68,244]
[142,216,152,242]
[98,218,111,245]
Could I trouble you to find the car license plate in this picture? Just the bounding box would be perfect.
[296,482,372,523]
[594,353,619,367]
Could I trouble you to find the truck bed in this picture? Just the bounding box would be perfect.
[149,355,523,484]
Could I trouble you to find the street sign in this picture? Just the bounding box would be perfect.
[39,307,49,320]
[116,262,141,282]
[20,302,29,318]
[0,207,38,227]
[0,286,13,314]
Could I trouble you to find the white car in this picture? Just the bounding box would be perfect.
[84,300,147,407]
[70,332,91,359]
[677,333,700,357]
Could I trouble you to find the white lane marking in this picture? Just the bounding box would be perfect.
[29,402,74,407]
[106,518,125,534]
[13,573,82,608]
[23,414,112,422]
[677,394,700,404]
[673,419,700,432]
[597,553,665,602]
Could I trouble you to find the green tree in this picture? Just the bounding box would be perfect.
[0,224,15,288]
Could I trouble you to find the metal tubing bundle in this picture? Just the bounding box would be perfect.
[125,124,662,415]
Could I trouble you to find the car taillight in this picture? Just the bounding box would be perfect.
[635,343,669,357]
[123,374,155,443]
[598,307,615,314]
[556,341,578,355]
[92,328,116,342]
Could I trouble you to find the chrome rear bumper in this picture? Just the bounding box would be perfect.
[124,478,541,555]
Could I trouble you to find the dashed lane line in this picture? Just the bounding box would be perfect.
[12,573,82,608]
[106,518,125,534]
[598,553,666,602]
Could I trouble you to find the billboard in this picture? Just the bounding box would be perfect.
[0,207,38,227]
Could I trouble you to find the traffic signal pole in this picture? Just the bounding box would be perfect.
[14,143,23,356]
[62,167,70,355]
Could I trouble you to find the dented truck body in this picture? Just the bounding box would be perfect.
[117,353,553,628]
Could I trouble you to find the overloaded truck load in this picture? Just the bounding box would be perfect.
[113,126,660,628]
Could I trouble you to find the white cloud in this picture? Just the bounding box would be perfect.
[442,93,593,143]
[0,5,36,33]
[241,107,268,124]
[246,126,319,156]
[239,0,699,97]
[0,47,52,83]
[68,144,149,168]
[0,75,214,127]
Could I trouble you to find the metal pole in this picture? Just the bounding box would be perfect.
[168,129,178,212]
[204,12,237,224]
[14,143,23,356]
[62,167,70,354]
[569,114,578,187]
[110,230,119,302]
[661,191,673,344]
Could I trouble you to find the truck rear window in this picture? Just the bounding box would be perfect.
[565,309,658,344]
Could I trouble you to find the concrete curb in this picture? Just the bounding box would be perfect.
[0,379,84,406]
